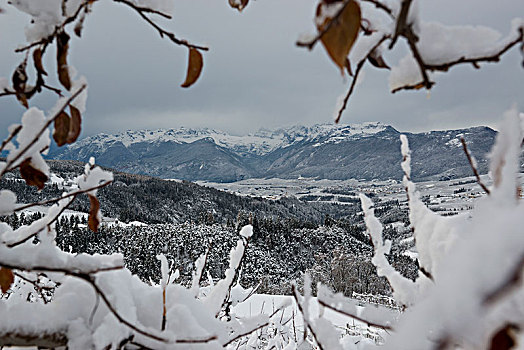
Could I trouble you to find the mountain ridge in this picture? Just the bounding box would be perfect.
[48,122,497,182]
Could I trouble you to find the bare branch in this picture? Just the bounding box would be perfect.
[292,285,325,350]
[460,137,490,195]
[335,35,390,123]
[1,261,169,344]
[361,0,394,18]
[115,0,209,51]
[0,84,87,177]
[317,299,393,331]
[113,0,172,19]
[404,26,434,90]
[389,0,414,49]
[392,26,523,94]
[14,180,113,213]
[0,125,22,154]
[426,27,524,72]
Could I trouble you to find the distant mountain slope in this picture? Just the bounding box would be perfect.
[48,122,498,182]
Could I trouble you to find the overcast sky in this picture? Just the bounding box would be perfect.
[0,0,523,139]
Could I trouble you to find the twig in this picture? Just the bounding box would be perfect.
[115,0,208,51]
[425,27,524,72]
[0,125,22,154]
[392,26,523,93]
[389,0,413,50]
[0,84,87,177]
[176,335,218,344]
[222,322,269,347]
[292,285,325,350]
[14,180,112,212]
[460,137,490,195]
[335,35,389,123]
[13,272,55,303]
[112,0,172,19]
[7,179,111,248]
[361,0,394,18]
[317,299,393,331]
[7,196,76,248]
[404,26,434,90]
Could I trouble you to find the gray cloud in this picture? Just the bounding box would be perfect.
[0,0,522,140]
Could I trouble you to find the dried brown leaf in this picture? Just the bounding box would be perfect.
[67,106,82,144]
[88,194,100,232]
[12,60,32,107]
[53,111,70,147]
[15,93,29,108]
[228,0,249,11]
[489,324,518,350]
[33,48,47,76]
[316,0,361,73]
[0,268,14,294]
[20,159,48,190]
[181,48,203,88]
[368,50,390,69]
[57,31,71,90]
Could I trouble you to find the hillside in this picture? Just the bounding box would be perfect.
[1,160,356,225]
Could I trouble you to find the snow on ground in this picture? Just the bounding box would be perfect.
[231,293,393,347]
[200,174,524,216]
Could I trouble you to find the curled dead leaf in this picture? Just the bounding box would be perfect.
[489,324,519,350]
[12,60,29,108]
[368,49,390,69]
[181,48,203,88]
[53,111,71,147]
[228,0,249,11]
[88,194,100,232]
[0,268,14,294]
[20,159,48,190]
[57,31,71,90]
[316,0,361,73]
[67,106,82,144]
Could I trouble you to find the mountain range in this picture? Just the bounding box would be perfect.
[48,122,498,182]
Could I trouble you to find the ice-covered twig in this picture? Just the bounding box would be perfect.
[460,137,490,195]
[190,244,211,297]
[360,194,419,307]
[204,225,252,316]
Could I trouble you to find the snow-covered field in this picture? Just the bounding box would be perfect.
[199,174,515,215]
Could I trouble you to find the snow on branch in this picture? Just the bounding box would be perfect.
[360,193,419,307]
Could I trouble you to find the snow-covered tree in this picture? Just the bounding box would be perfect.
[0,0,522,348]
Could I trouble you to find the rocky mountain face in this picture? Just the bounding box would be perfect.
[48,122,497,182]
